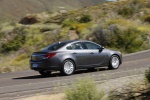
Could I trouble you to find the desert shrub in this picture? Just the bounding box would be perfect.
[0,32,5,39]
[118,7,134,17]
[117,0,145,17]
[112,27,147,53]
[70,23,90,33]
[148,0,150,8]
[46,14,67,24]
[145,68,150,83]
[39,24,60,33]
[24,28,44,50]
[142,14,150,23]
[62,19,77,27]
[0,27,26,53]
[1,35,25,52]
[14,54,28,61]
[88,25,148,53]
[105,19,134,27]
[79,14,92,23]
[62,18,91,35]
[23,27,61,52]
[65,77,105,100]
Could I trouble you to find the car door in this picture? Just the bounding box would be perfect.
[67,42,90,68]
[83,42,107,66]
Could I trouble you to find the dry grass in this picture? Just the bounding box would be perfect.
[0,53,29,73]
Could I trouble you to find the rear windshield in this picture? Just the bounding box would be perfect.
[43,42,67,51]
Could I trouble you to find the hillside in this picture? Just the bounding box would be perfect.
[0,0,105,21]
[0,0,150,73]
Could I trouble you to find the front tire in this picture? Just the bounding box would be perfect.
[39,70,51,77]
[108,55,120,69]
[62,60,75,76]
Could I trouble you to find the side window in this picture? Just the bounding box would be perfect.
[66,42,83,50]
[66,46,72,50]
[71,42,83,50]
[84,42,100,49]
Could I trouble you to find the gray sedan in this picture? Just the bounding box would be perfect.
[30,40,122,76]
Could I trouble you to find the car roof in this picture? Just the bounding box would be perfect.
[58,40,76,44]
[67,40,90,43]
[58,40,90,44]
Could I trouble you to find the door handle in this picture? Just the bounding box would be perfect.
[90,52,94,54]
[73,52,77,54]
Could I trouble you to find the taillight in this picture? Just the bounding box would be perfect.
[45,53,56,58]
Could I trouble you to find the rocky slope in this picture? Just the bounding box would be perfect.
[0,0,105,21]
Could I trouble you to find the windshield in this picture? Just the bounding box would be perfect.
[42,42,67,51]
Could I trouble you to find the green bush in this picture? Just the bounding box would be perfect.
[112,27,147,53]
[142,14,150,23]
[88,25,148,53]
[1,35,25,52]
[117,0,144,17]
[118,7,134,17]
[62,19,77,27]
[145,68,150,83]
[79,14,92,23]
[0,27,26,53]
[65,77,105,100]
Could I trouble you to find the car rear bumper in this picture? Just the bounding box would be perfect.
[30,59,62,71]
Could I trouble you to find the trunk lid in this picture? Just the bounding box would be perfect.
[31,51,48,61]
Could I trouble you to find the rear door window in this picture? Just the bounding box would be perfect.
[66,42,83,50]
[43,42,67,51]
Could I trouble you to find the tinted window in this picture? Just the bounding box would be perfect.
[66,46,72,50]
[66,42,83,50]
[84,42,100,49]
[43,42,67,51]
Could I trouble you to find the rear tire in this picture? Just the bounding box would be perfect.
[61,60,75,76]
[108,55,120,69]
[39,70,51,77]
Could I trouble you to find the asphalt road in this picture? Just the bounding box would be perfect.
[0,50,150,100]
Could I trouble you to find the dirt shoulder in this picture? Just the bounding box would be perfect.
[18,74,145,100]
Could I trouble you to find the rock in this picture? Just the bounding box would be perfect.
[59,10,67,14]
[68,30,79,40]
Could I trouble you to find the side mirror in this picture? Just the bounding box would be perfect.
[101,46,104,49]
[98,46,104,52]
